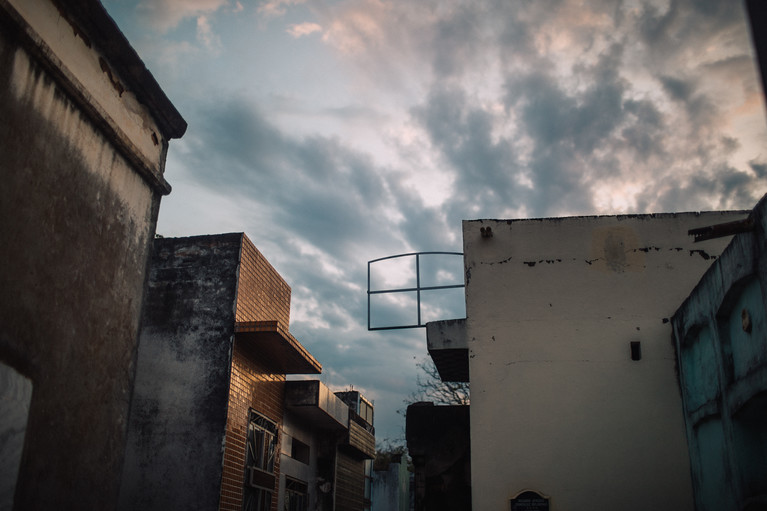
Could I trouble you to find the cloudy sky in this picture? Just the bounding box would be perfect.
[103,0,767,443]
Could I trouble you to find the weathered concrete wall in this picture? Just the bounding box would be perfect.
[279,412,321,511]
[672,196,767,511]
[371,457,410,511]
[119,234,242,511]
[462,211,746,511]
[406,404,471,511]
[0,0,183,508]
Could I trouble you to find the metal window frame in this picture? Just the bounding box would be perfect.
[367,252,464,330]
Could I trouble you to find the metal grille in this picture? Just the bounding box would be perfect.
[367,252,464,330]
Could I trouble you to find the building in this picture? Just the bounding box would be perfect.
[0,0,185,508]
[671,196,767,511]
[119,233,374,511]
[406,403,470,511]
[285,382,376,511]
[335,391,376,510]
[371,450,411,511]
[424,211,747,511]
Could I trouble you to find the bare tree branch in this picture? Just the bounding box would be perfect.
[406,357,470,406]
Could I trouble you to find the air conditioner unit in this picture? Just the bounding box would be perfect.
[248,467,275,490]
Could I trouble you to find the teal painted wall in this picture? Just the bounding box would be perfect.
[672,195,767,511]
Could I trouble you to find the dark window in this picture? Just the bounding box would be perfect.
[243,410,278,511]
[285,478,308,511]
[291,437,310,465]
[364,459,373,510]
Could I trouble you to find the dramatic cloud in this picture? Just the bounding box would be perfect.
[104,0,767,442]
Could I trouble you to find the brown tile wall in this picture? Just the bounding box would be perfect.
[219,340,286,511]
[235,234,291,327]
[219,234,294,511]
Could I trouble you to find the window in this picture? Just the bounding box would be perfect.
[363,459,373,510]
[290,437,310,465]
[285,478,308,511]
[243,410,278,511]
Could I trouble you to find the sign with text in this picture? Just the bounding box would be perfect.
[510,490,549,511]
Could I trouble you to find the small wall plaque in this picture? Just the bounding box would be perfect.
[510,490,550,511]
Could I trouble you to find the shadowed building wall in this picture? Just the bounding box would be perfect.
[119,234,322,511]
[0,0,184,508]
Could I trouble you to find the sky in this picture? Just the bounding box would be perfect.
[103,0,767,443]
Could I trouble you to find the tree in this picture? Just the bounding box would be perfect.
[407,357,470,406]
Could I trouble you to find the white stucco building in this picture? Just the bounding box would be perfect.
[427,211,747,511]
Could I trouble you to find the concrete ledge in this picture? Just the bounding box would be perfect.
[426,319,469,382]
[285,380,348,431]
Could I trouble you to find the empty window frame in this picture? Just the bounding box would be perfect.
[243,410,278,511]
[285,478,308,511]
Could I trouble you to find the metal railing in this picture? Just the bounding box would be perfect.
[367,252,464,330]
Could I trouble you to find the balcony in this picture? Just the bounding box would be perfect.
[426,318,469,382]
[285,380,348,431]
[342,414,375,459]
[235,321,321,374]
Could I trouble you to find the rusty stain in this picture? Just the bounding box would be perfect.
[99,57,125,97]
[742,309,752,333]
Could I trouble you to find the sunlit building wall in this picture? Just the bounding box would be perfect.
[428,211,747,511]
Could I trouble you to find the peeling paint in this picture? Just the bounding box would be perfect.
[689,249,712,260]
[99,57,125,96]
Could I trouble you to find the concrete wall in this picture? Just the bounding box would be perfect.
[462,212,746,511]
[119,234,242,511]
[672,196,767,511]
[0,0,184,508]
[372,458,410,511]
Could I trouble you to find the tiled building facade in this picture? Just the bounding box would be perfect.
[120,233,373,511]
[220,238,304,511]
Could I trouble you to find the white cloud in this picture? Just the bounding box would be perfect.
[257,0,307,18]
[196,15,222,51]
[287,22,322,38]
[138,0,228,32]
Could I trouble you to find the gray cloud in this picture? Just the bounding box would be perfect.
[104,0,767,442]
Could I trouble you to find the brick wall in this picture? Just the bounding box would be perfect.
[236,235,291,326]
[219,234,294,511]
[219,341,286,511]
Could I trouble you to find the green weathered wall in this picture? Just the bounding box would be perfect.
[672,195,767,511]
